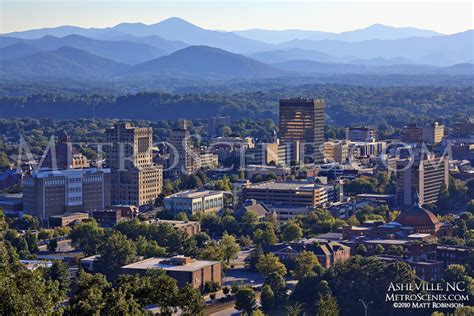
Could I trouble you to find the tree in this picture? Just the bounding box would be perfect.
[235,286,256,315]
[46,260,71,299]
[317,294,340,316]
[327,257,417,315]
[282,223,303,242]
[68,270,110,315]
[374,244,385,255]
[13,215,40,231]
[292,250,320,280]
[256,253,287,277]
[105,287,142,315]
[260,285,275,312]
[253,224,278,246]
[199,242,224,261]
[204,281,221,294]
[95,232,137,280]
[135,236,166,258]
[285,302,304,316]
[178,284,206,316]
[147,271,180,314]
[70,220,104,255]
[0,152,9,171]
[443,264,472,288]
[175,212,188,221]
[387,245,403,257]
[356,244,367,256]
[220,232,240,265]
[0,241,59,315]
[264,272,287,304]
[437,183,451,212]
[47,239,58,252]
[346,215,360,226]
[194,232,211,248]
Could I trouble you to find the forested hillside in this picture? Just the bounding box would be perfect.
[0,84,472,129]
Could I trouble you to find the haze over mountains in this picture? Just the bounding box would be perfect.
[0,17,473,80]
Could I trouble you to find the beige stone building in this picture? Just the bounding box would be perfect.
[105,123,162,206]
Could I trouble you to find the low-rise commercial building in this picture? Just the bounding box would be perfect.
[164,189,225,216]
[346,126,376,142]
[243,181,328,208]
[146,219,201,236]
[121,256,222,289]
[49,212,90,227]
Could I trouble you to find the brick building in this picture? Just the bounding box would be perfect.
[121,256,222,289]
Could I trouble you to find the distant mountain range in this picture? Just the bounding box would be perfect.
[235,24,442,44]
[0,47,128,78]
[0,17,473,80]
[127,46,282,78]
[1,44,472,80]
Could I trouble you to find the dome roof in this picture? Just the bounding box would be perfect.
[395,204,440,227]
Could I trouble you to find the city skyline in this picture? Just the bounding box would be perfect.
[1,1,473,35]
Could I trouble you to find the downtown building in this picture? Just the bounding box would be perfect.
[345,126,376,142]
[169,120,197,176]
[105,123,162,206]
[279,98,325,163]
[396,152,449,207]
[164,189,225,216]
[23,168,111,221]
[243,181,328,208]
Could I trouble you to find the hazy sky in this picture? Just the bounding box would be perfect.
[1,1,473,34]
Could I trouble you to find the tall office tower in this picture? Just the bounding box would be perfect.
[279,98,325,163]
[396,152,449,207]
[169,119,196,176]
[208,116,231,137]
[105,123,162,206]
[422,122,445,145]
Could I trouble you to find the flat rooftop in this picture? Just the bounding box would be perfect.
[364,239,410,245]
[50,212,89,219]
[356,194,396,198]
[122,257,219,272]
[146,219,199,226]
[247,181,321,191]
[166,190,223,199]
[31,168,110,178]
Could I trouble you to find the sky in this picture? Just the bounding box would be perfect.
[1,0,473,34]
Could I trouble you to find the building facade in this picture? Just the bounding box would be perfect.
[243,181,328,208]
[279,98,325,163]
[396,153,449,207]
[121,256,222,289]
[208,116,230,137]
[346,126,376,142]
[43,132,90,170]
[23,168,111,221]
[422,122,444,145]
[164,189,225,216]
[105,123,163,206]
